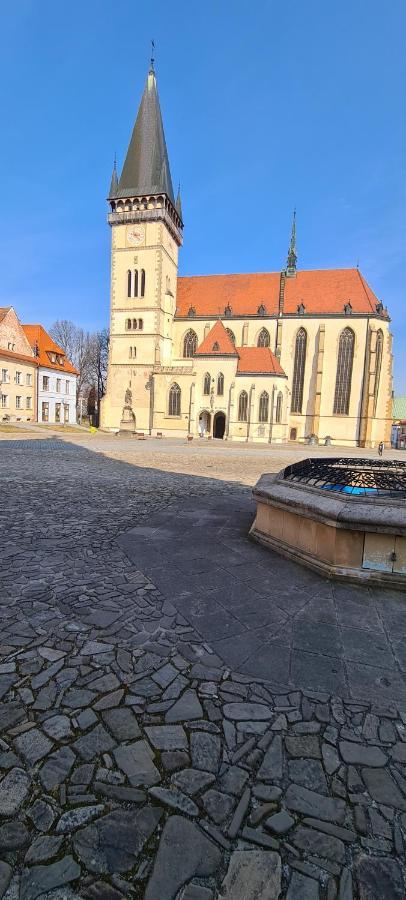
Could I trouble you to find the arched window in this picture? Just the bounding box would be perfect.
[374,330,384,415]
[226,328,235,344]
[257,328,270,348]
[333,328,355,415]
[217,372,224,396]
[291,328,307,413]
[203,373,211,395]
[127,270,132,298]
[138,319,143,330]
[133,270,139,298]
[168,383,181,416]
[238,390,248,422]
[133,319,138,329]
[183,329,197,358]
[126,318,132,330]
[259,391,269,423]
[141,269,146,297]
[276,392,283,423]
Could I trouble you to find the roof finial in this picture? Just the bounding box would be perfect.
[150,39,155,72]
[286,207,297,277]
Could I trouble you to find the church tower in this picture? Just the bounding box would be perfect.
[101,64,183,431]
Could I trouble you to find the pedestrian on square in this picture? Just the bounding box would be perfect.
[378,441,384,457]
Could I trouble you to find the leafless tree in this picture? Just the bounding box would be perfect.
[50,320,109,422]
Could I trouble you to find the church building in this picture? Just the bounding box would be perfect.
[101,66,393,446]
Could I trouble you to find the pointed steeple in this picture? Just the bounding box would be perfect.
[109,156,118,199]
[286,208,297,276]
[116,67,175,202]
[175,183,183,220]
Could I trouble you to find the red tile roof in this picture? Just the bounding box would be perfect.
[177,269,385,318]
[22,325,79,375]
[236,347,286,376]
[0,347,38,366]
[195,320,238,356]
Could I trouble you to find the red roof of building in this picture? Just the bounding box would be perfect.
[177,268,385,318]
[22,325,79,375]
[236,347,286,376]
[0,347,38,366]
[195,320,238,356]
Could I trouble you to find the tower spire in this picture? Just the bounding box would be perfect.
[108,154,118,198]
[286,208,297,277]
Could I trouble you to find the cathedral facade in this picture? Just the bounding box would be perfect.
[101,68,393,447]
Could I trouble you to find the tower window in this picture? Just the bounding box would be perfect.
[291,327,307,413]
[238,390,248,422]
[276,392,283,423]
[129,347,137,358]
[133,319,138,329]
[141,269,146,297]
[126,319,132,330]
[183,329,197,358]
[168,382,181,416]
[257,328,270,348]
[138,319,143,330]
[217,372,224,396]
[203,373,211,395]
[259,391,269,423]
[333,327,355,415]
[133,270,139,298]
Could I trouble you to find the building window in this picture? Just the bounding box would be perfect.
[65,380,69,394]
[134,270,139,297]
[133,319,138,329]
[183,329,197,358]
[15,371,22,385]
[15,396,22,409]
[42,402,49,422]
[42,376,49,391]
[257,328,270,348]
[138,319,143,330]
[126,318,132,330]
[56,378,61,393]
[1,395,8,408]
[203,373,211,395]
[141,269,145,297]
[259,391,269,423]
[333,328,355,415]
[374,330,384,415]
[1,369,9,383]
[55,403,61,423]
[26,373,32,386]
[64,405,69,423]
[226,328,235,344]
[217,372,224,395]
[238,390,248,422]
[127,270,132,297]
[168,382,181,416]
[7,342,15,351]
[276,392,283,423]
[291,328,307,414]
[129,347,137,358]
[26,397,32,409]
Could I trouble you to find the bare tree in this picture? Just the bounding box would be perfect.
[50,320,109,423]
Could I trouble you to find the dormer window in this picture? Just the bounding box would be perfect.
[212,341,220,351]
[224,304,232,318]
[344,301,352,315]
[188,306,196,317]
[297,303,305,315]
[257,304,266,315]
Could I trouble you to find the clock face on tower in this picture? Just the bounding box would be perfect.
[126,225,145,247]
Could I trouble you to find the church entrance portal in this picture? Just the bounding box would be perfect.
[214,412,226,439]
[198,411,211,437]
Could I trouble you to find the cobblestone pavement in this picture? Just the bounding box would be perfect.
[1,438,406,899]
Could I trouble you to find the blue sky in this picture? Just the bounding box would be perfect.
[1,1,405,389]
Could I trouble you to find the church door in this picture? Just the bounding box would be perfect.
[214,412,226,439]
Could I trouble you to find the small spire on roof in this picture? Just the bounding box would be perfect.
[175,182,183,220]
[150,39,155,72]
[286,208,297,277]
[109,154,118,198]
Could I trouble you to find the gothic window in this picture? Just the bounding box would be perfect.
[226,328,235,344]
[291,328,307,413]
[133,270,139,297]
[141,269,146,297]
[238,390,248,422]
[203,373,211,395]
[217,372,224,396]
[333,328,355,415]
[259,391,269,423]
[127,270,132,298]
[183,329,197,358]
[168,383,181,416]
[257,328,270,348]
[126,318,132,330]
[374,330,384,414]
[276,392,283,423]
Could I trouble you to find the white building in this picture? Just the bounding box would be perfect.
[23,325,78,424]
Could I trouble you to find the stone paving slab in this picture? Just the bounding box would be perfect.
[1,439,406,899]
